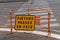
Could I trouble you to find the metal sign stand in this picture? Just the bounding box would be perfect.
[26,7,51,37]
[10,8,13,34]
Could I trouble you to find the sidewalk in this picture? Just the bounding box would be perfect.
[0,32,60,40]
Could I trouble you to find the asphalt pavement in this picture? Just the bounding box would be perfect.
[0,2,25,25]
[0,0,60,40]
[48,0,60,25]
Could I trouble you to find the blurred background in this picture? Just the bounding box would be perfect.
[0,0,29,3]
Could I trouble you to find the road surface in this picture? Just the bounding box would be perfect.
[48,0,60,25]
[0,0,60,40]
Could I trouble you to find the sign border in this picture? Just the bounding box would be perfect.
[14,15,36,31]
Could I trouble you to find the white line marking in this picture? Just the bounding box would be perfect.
[52,30,60,33]
[5,23,15,26]
[15,13,48,15]
[28,12,53,15]
[40,18,57,22]
[28,13,48,15]
[0,28,60,39]
[14,11,53,14]
[40,15,54,18]
[36,23,59,27]
[8,18,57,22]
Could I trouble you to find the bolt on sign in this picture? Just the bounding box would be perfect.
[14,15,35,31]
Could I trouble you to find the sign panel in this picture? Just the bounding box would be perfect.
[14,15,35,31]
